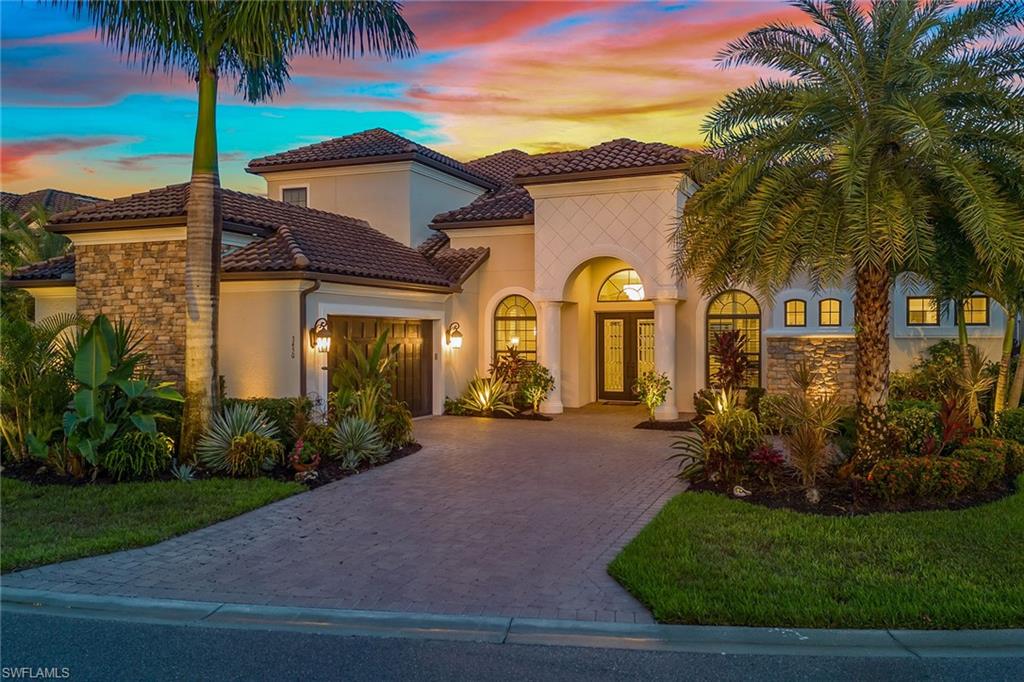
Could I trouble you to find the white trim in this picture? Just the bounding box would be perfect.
[482,286,537,374]
[65,226,186,246]
[542,245,668,302]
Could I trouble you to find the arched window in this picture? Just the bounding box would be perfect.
[706,290,761,388]
[598,269,645,302]
[494,295,537,362]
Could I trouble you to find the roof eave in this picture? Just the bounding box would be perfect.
[430,216,534,231]
[221,269,457,294]
[452,248,491,287]
[3,278,75,289]
[246,153,499,191]
[48,216,274,238]
[514,164,687,186]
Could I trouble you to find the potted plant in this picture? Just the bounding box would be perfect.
[289,438,321,473]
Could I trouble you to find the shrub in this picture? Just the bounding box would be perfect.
[333,416,387,470]
[197,403,280,474]
[889,399,940,413]
[748,443,784,487]
[460,373,515,416]
[888,405,939,456]
[921,397,974,457]
[300,422,335,459]
[378,401,413,449]
[709,330,748,391]
[633,371,671,422]
[102,431,174,481]
[443,397,468,416]
[701,390,762,485]
[866,457,971,502]
[953,448,1006,492]
[224,397,312,453]
[743,387,766,415]
[781,362,844,503]
[996,408,1024,444]
[490,346,527,386]
[517,363,555,412]
[225,432,284,478]
[961,438,1024,479]
[757,394,789,434]
[693,388,716,424]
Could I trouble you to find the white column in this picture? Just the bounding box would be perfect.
[538,300,564,414]
[654,298,679,421]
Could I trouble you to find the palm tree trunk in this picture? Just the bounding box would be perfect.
[853,264,892,472]
[180,62,222,460]
[993,311,1015,415]
[1009,313,1024,410]
[956,298,970,375]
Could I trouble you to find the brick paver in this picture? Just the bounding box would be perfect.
[3,405,684,622]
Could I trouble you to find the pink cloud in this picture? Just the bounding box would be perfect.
[2,136,122,181]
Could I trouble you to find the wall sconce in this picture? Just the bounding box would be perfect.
[310,317,331,353]
[446,322,463,349]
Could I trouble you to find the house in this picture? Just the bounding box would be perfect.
[1,188,106,221]
[7,128,1006,418]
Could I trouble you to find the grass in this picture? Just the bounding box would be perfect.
[1,477,303,573]
[609,476,1024,629]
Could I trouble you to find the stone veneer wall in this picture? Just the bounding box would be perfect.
[75,240,186,385]
[765,336,857,403]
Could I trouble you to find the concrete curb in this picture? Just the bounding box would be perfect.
[3,587,1022,658]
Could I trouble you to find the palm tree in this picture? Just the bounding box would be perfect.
[64,1,416,457]
[676,0,1024,469]
[1,207,69,273]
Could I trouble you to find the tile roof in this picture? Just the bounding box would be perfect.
[31,184,488,290]
[433,140,692,227]
[7,253,75,281]
[246,128,497,189]
[1,189,105,218]
[515,138,693,181]
[415,232,489,284]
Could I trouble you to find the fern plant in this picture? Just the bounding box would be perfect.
[197,403,279,474]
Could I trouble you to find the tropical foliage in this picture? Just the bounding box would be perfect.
[675,0,1024,468]
[64,0,418,457]
[63,315,183,468]
[517,363,556,413]
[197,402,280,475]
[632,370,672,422]
[459,373,516,416]
[0,312,80,461]
[333,416,387,470]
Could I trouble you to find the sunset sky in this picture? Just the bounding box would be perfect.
[0,0,805,199]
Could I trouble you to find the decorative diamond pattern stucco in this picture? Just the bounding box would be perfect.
[532,177,684,301]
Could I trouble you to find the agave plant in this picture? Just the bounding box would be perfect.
[197,403,279,473]
[333,416,387,470]
[459,373,516,416]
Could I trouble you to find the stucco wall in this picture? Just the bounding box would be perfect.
[219,282,302,399]
[24,287,76,321]
[75,240,186,385]
[261,161,483,247]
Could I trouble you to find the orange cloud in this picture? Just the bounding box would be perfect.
[2,136,121,181]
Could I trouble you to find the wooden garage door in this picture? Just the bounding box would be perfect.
[326,316,433,417]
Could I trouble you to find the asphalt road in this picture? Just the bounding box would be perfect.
[2,611,1022,682]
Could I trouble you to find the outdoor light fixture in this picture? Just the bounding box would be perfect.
[446,322,464,349]
[310,317,331,353]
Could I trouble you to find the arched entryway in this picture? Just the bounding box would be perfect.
[705,290,761,388]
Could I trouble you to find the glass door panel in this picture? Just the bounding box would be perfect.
[603,319,624,392]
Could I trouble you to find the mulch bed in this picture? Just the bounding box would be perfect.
[268,442,422,490]
[445,411,553,421]
[2,443,424,491]
[689,476,1018,517]
[634,420,694,432]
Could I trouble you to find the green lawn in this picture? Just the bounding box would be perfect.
[1,477,303,573]
[609,476,1024,629]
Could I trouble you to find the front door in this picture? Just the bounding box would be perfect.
[596,312,654,401]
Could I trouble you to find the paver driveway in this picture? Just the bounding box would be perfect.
[4,405,684,623]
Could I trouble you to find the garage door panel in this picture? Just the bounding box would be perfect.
[327,316,432,417]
